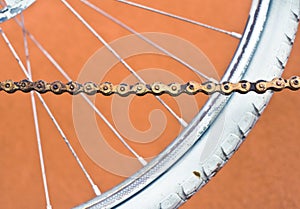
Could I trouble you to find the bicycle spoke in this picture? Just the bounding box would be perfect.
[81,0,217,83]
[0,28,52,209]
[61,0,188,127]
[21,14,31,75]
[0,1,298,208]
[30,95,52,209]
[21,14,54,206]
[13,17,148,166]
[116,0,242,39]
[34,93,102,196]
[2,22,101,198]
[20,16,102,196]
[19,20,53,204]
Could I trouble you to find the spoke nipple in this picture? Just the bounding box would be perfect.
[231,32,242,39]
[93,185,102,196]
[138,157,147,166]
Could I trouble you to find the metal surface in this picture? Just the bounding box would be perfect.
[1,76,299,96]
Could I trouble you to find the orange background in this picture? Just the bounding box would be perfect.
[0,1,299,208]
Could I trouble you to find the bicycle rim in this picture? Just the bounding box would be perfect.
[76,0,300,208]
[0,1,299,209]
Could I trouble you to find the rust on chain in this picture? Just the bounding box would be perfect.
[0,76,299,96]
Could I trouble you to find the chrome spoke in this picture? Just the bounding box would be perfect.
[81,0,217,84]
[34,93,102,196]
[116,0,242,39]
[14,16,148,166]
[18,16,102,196]
[21,14,31,76]
[2,21,101,198]
[0,28,52,209]
[62,0,188,127]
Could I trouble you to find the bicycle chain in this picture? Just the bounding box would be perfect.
[0,76,299,96]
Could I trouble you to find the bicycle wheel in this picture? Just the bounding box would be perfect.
[0,0,299,209]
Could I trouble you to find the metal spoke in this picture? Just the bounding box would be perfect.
[0,27,52,209]
[2,21,102,199]
[81,0,218,84]
[116,0,242,39]
[21,13,55,206]
[61,0,188,127]
[19,16,101,196]
[21,14,31,76]
[13,16,148,166]
[34,93,102,196]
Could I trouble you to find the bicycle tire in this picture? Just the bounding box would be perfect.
[0,1,298,209]
[74,0,300,208]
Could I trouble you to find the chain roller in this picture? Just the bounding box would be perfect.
[0,76,299,96]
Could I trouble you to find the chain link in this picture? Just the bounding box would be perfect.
[0,76,299,96]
